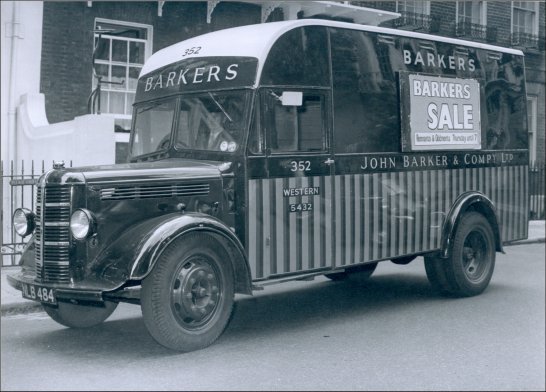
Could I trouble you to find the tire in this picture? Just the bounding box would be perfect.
[425,212,496,297]
[141,233,235,352]
[391,255,417,265]
[43,301,117,328]
[325,262,378,284]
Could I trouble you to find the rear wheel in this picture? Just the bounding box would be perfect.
[425,212,496,297]
[43,301,117,328]
[325,263,378,284]
[141,233,234,352]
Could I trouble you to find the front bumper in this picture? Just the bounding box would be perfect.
[6,269,129,304]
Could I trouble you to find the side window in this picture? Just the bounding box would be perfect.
[265,91,326,154]
[261,26,329,87]
[480,53,527,150]
[330,29,399,153]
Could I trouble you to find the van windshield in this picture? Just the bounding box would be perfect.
[131,100,176,158]
[131,90,250,158]
[175,90,249,153]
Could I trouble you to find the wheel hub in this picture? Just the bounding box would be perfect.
[171,258,221,328]
[462,231,487,280]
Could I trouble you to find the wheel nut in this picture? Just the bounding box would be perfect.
[207,274,213,281]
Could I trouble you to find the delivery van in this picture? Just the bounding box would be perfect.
[9,19,529,352]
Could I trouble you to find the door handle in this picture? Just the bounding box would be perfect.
[324,158,335,165]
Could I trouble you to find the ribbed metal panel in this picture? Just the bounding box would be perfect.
[100,183,210,201]
[35,185,71,283]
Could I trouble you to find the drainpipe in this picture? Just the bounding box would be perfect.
[5,1,21,248]
[7,1,21,170]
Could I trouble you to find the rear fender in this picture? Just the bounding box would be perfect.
[440,192,503,259]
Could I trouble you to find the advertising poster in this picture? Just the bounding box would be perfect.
[400,72,481,151]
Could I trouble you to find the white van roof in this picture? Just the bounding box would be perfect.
[140,19,524,80]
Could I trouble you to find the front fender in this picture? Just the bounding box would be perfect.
[93,212,252,294]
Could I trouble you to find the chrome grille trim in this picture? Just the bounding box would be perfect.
[43,222,70,227]
[100,182,210,201]
[35,184,71,283]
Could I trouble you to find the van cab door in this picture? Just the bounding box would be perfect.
[247,88,334,280]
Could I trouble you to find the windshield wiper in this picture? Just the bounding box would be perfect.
[208,92,232,122]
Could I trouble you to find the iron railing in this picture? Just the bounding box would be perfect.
[529,162,545,220]
[391,11,440,33]
[1,160,71,267]
[511,32,544,50]
[455,21,487,41]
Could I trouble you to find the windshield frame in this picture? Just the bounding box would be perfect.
[129,88,254,161]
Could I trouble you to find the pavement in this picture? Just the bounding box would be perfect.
[1,220,544,317]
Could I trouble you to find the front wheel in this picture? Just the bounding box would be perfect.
[425,212,496,297]
[141,233,234,352]
[43,301,118,328]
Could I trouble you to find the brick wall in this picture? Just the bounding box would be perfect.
[429,2,455,36]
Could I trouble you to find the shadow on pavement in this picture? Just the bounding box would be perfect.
[19,273,512,358]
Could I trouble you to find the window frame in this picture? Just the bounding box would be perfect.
[511,1,539,36]
[456,1,487,25]
[93,18,154,126]
[262,88,330,156]
[395,0,431,15]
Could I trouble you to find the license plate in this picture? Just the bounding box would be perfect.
[21,283,57,304]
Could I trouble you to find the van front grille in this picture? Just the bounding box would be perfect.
[35,185,71,283]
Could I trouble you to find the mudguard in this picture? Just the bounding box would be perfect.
[92,212,252,294]
[439,191,503,259]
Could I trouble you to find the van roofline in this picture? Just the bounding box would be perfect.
[140,19,524,81]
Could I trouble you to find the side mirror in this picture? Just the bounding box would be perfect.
[281,91,303,106]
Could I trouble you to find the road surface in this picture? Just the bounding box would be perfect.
[1,243,544,391]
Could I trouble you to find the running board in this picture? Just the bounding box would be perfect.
[252,269,335,290]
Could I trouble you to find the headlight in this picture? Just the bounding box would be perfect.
[70,209,95,240]
[13,208,35,237]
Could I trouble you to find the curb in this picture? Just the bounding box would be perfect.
[505,238,546,246]
[1,301,43,317]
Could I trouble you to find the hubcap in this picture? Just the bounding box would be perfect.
[170,257,221,330]
[462,230,489,282]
